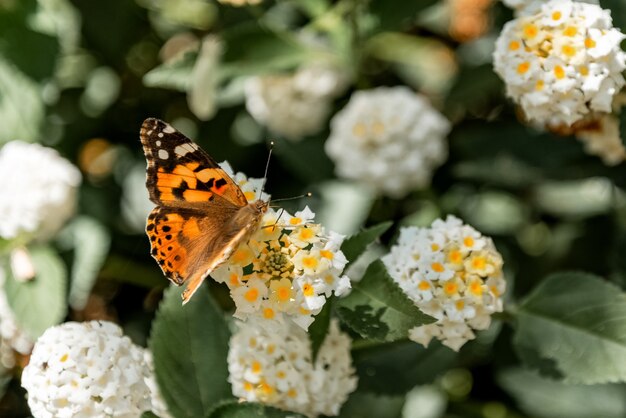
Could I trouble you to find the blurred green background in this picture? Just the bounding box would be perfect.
[1,0,626,417]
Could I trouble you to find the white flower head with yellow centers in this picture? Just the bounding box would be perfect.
[502,0,599,17]
[493,0,626,128]
[382,215,506,351]
[21,321,169,418]
[228,319,357,417]
[210,166,351,330]
[325,86,450,198]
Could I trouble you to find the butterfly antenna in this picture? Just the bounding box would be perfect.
[270,192,312,204]
[261,141,274,194]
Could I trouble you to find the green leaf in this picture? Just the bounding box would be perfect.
[220,22,310,79]
[141,412,161,418]
[143,51,198,92]
[339,392,405,418]
[209,402,306,418]
[4,246,67,340]
[369,0,437,31]
[352,340,457,394]
[0,0,60,82]
[0,57,45,143]
[149,285,232,418]
[336,260,435,342]
[498,368,626,418]
[62,217,111,310]
[308,298,332,361]
[341,222,392,264]
[514,272,626,384]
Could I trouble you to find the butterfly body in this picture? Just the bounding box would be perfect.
[140,118,268,303]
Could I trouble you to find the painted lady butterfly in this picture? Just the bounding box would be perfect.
[140,118,268,304]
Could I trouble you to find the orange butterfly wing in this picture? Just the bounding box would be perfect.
[140,118,262,303]
[140,118,247,208]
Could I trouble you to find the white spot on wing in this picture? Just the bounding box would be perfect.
[158,149,169,159]
[158,132,164,138]
[155,140,161,146]
[175,143,196,157]
[162,124,176,134]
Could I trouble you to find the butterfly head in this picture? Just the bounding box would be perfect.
[253,199,269,215]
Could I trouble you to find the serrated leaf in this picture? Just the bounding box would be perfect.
[498,368,626,418]
[352,340,457,394]
[143,51,197,91]
[514,272,626,384]
[64,217,111,310]
[209,402,306,418]
[149,285,232,418]
[4,246,67,340]
[336,260,435,342]
[341,222,392,264]
[308,298,331,362]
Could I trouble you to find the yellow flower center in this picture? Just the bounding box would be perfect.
[263,308,275,319]
[244,191,256,201]
[471,257,487,270]
[431,262,445,273]
[449,250,462,264]
[580,66,589,76]
[60,354,68,362]
[302,283,315,297]
[251,361,262,373]
[562,45,576,57]
[585,37,596,48]
[297,228,314,241]
[431,243,440,251]
[320,250,334,259]
[276,286,291,302]
[554,65,565,79]
[552,11,562,21]
[463,236,475,247]
[289,217,302,225]
[444,282,458,295]
[353,123,367,137]
[523,24,538,39]
[302,256,318,270]
[470,281,483,296]
[245,288,259,302]
[418,280,431,290]
[517,62,530,74]
[535,80,545,91]
[563,26,577,36]
[509,40,520,50]
[455,300,465,310]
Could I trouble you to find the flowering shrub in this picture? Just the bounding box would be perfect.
[1,0,626,417]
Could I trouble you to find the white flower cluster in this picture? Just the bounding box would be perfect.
[382,216,506,351]
[325,86,450,198]
[493,0,626,127]
[502,0,598,17]
[21,321,170,418]
[574,114,626,165]
[245,64,349,140]
[0,141,81,242]
[228,319,357,417]
[212,163,350,330]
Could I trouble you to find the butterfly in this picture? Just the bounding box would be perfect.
[140,118,269,304]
